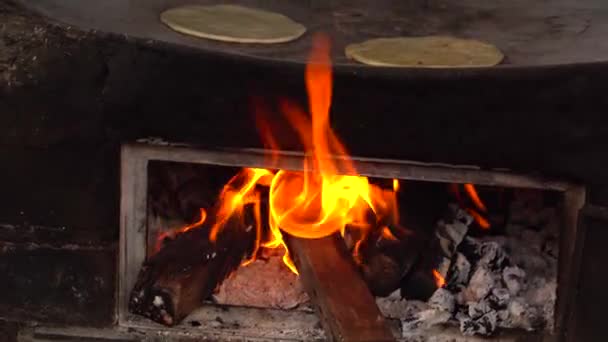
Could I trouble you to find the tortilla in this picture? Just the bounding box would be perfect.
[160,4,306,44]
[345,36,504,68]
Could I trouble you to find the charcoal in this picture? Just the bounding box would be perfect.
[436,219,469,258]
[467,300,492,319]
[463,265,498,302]
[488,288,510,308]
[450,203,474,226]
[447,252,471,291]
[477,241,509,270]
[428,288,455,313]
[458,237,482,262]
[376,290,410,319]
[458,310,498,336]
[503,266,526,296]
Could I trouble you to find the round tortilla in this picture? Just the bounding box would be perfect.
[160,4,306,44]
[345,36,504,68]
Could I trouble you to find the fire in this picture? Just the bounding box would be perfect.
[464,183,487,212]
[466,208,491,230]
[450,183,490,229]
[380,226,398,241]
[432,269,446,288]
[157,34,400,275]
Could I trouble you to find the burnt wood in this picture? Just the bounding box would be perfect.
[359,182,450,296]
[286,234,395,342]
[358,223,426,296]
[128,214,256,326]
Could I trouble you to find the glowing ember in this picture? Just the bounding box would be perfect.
[432,269,446,288]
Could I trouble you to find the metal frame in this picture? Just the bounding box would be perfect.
[119,142,585,341]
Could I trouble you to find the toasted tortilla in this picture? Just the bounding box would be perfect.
[160,4,306,44]
[345,36,504,68]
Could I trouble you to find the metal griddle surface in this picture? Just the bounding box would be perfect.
[17,0,608,69]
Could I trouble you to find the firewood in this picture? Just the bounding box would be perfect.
[128,208,256,326]
[358,182,450,297]
[286,233,395,342]
[358,223,426,296]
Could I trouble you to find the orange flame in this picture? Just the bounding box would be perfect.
[432,269,446,288]
[155,208,207,252]
[157,34,400,275]
[381,226,398,241]
[450,183,491,229]
[466,208,491,230]
[464,184,487,212]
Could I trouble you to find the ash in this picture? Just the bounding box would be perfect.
[377,194,559,338]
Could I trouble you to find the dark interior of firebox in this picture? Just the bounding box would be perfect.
[139,160,561,336]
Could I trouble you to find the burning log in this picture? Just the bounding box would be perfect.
[357,223,427,296]
[286,233,396,342]
[128,210,256,326]
[357,182,450,297]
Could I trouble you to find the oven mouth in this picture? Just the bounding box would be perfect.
[119,142,584,341]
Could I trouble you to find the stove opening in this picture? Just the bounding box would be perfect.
[118,149,580,341]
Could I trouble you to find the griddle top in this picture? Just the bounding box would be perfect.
[17,0,608,70]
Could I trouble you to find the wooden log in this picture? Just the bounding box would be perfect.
[358,182,450,296]
[358,223,427,296]
[128,212,256,326]
[286,234,396,342]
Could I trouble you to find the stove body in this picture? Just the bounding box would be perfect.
[1,0,608,341]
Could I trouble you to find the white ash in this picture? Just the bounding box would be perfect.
[500,298,545,331]
[503,266,526,296]
[376,290,427,319]
[436,208,471,257]
[402,307,452,332]
[459,265,499,303]
[153,295,164,307]
[428,288,455,313]
[383,198,558,338]
[433,208,473,283]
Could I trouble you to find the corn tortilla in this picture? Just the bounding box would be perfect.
[345,36,504,68]
[160,4,306,44]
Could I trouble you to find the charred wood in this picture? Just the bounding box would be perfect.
[128,209,256,326]
[358,182,450,297]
